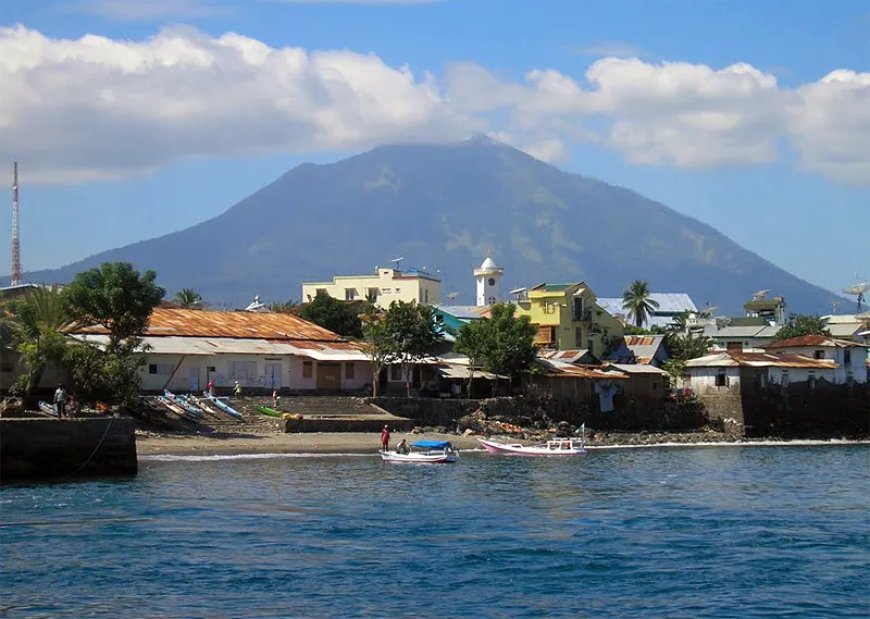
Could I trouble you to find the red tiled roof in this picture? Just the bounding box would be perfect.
[74,308,343,341]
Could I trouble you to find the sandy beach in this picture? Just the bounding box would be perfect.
[135,429,867,456]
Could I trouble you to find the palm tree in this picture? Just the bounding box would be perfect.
[172,288,203,309]
[5,286,70,395]
[622,280,660,329]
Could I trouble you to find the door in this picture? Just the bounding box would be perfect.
[316,363,341,390]
[265,363,283,390]
[188,367,200,392]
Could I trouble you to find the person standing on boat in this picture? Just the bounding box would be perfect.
[380,425,391,451]
[53,383,67,418]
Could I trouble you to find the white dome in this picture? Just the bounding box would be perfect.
[480,257,498,270]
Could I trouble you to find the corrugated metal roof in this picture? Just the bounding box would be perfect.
[434,365,505,380]
[607,363,668,375]
[766,335,866,349]
[74,308,342,341]
[686,351,838,369]
[539,349,596,363]
[597,293,698,317]
[826,324,865,337]
[536,358,628,379]
[433,305,488,319]
[70,334,368,361]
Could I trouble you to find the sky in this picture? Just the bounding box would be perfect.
[0,0,867,300]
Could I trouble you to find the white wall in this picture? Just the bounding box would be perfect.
[686,367,741,394]
[770,345,867,384]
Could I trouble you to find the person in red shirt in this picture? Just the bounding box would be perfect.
[380,425,391,452]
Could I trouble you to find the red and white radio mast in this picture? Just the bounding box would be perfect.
[11,161,22,286]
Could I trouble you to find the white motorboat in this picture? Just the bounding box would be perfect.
[478,436,587,456]
[379,439,459,463]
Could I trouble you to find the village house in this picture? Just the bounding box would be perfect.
[69,308,372,394]
[765,335,868,385]
[510,283,625,358]
[301,264,441,309]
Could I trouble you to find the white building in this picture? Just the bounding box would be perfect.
[474,257,504,307]
[70,308,372,393]
[684,351,839,394]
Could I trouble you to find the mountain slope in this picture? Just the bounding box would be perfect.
[17,138,839,314]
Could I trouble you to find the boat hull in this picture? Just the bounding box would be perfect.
[379,450,458,463]
[478,438,587,456]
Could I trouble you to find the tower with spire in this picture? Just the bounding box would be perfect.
[474,256,503,306]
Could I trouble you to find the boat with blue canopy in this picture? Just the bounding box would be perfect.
[379,438,459,463]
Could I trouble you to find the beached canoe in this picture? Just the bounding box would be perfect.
[255,405,282,418]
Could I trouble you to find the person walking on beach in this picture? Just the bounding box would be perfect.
[233,381,242,397]
[380,425,391,452]
[272,389,280,409]
[53,383,67,418]
[207,378,216,397]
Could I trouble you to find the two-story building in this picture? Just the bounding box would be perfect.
[302,266,440,309]
[510,283,624,358]
[765,335,867,385]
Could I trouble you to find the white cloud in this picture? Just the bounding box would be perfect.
[1,25,868,185]
[0,25,470,183]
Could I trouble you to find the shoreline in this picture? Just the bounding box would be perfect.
[136,430,870,458]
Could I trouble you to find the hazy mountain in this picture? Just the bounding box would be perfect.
[15,138,841,315]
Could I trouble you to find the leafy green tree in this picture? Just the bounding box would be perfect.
[267,299,298,313]
[622,280,660,329]
[453,318,487,396]
[382,300,442,396]
[664,331,712,363]
[456,303,537,396]
[172,288,203,309]
[772,314,830,342]
[63,262,165,351]
[298,291,363,338]
[62,263,164,408]
[4,287,70,395]
[360,306,395,397]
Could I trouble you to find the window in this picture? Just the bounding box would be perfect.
[207,366,216,372]
[316,288,327,296]
[367,288,379,303]
[715,369,727,387]
[424,289,429,303]
[345,363,355,380]
[302,361,313,379]
[844,349,852,365]
[148,363,174,375]
[813,350,825,359]
[543,302,555,314]
[390,365,403,381]
[572,297,585,321]
[575,327,583,348]
[345,288,357,301]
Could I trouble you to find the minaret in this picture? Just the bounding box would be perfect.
[474,257,503,306]
[11,162,21,286]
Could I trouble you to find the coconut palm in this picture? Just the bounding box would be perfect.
[622,280,660,329]
[172,288,203,309]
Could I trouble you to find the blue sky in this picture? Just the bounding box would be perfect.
[0,0,867,300]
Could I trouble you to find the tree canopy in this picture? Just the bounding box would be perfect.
[172,288,203,309]
[772,314,830,342]
[622,280,660,329]
[454,302,537,394]
[297,291,363,338]
[63,262,165,350]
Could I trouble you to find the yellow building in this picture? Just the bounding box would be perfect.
[302,266,441,309]
[511,282,625,358]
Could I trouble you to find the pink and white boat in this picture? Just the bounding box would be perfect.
[478,437,587,456]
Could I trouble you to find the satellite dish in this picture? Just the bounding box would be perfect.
[843,282,870,295]
[751,289,769,300]
[390,257,404,271]
[446,292,458,300]
[700,306,717,317]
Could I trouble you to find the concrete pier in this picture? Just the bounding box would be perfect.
[1,417,138,481]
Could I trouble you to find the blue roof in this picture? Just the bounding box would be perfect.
[412,440,452,449]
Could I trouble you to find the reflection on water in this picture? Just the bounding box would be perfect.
[1,446,868,618]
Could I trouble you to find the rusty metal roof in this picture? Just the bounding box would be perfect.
[766,335,866,349]
[74,308,343,341]
[536,358,628,379]
[686,351,838,369]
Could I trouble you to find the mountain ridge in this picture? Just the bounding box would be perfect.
[9,139,842,315]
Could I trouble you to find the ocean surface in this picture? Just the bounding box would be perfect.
[2,445,868,618]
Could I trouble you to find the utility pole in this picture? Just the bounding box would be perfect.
[11,161,22,286]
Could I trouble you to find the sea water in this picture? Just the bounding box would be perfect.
[1,445,868,618]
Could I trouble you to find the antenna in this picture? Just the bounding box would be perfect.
[10,161,21,286]
[751,289,769,300]
[390,257,404,271]
[843,280,869,313]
